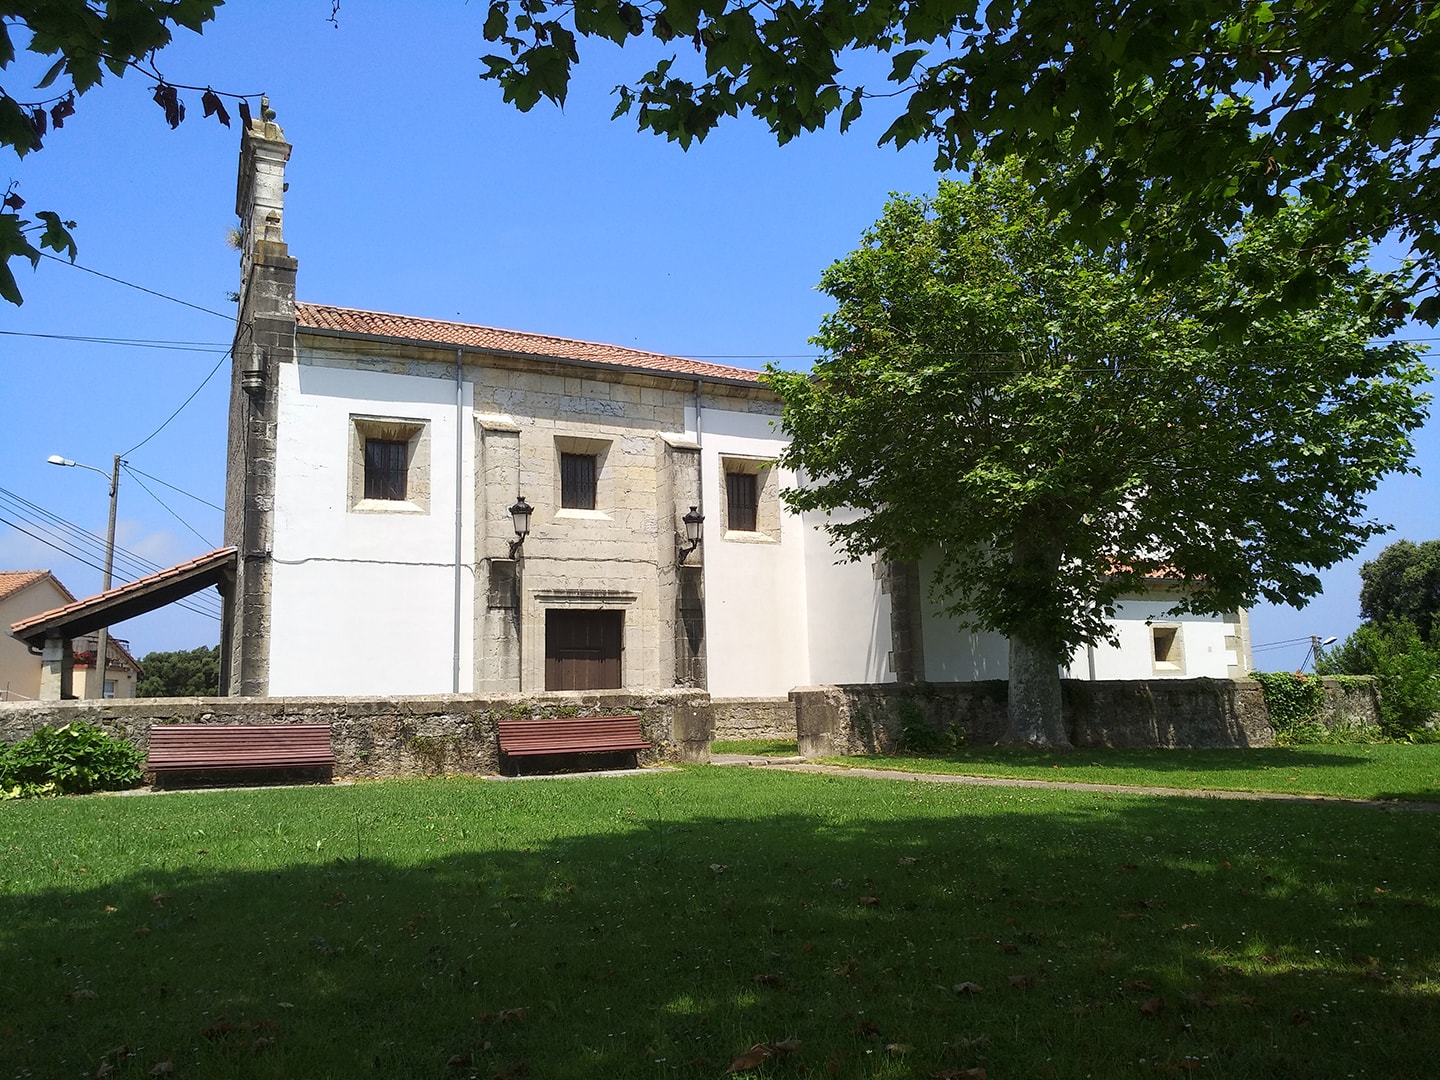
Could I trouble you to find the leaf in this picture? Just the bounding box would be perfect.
[885,1043,913,1055]
[752,972,784,987]
[238,99,253,128]
[953,981,984,994]
[2,192,22,211]
[1140,996,1166,1016]
[36,57,68,90]
[149,1063,173,1076]
[151,83,185,128]
[201,89,231,127]
[889,48,927,83]
[726,1045,770,1072]
[858,895,880,906]
[1007,974,1033,989]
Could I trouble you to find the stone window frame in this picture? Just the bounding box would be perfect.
[349,415,431,514]
[720,456,780,542]
[1151,623,1185,675]
[553,434,613,521]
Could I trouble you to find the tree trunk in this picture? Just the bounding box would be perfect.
[1002,634,1073,749]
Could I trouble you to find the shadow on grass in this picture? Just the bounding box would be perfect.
[912,746,1376,772]
[2,770,1436,1078]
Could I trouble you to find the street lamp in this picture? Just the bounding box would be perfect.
[48,453,121,699]
[679,505,704,563]
[508,496,533,559]
[1305,634,1339,672]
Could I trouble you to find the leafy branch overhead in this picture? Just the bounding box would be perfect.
[480,0,1440,320]
[0,0,252,304]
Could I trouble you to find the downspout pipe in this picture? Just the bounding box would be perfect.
[453,348,464,694]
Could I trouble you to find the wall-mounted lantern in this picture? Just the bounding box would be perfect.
[509,496,533,559]
[679,505,704,563]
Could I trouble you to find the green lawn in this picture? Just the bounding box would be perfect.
[712,739,801,757]
[815,743,1440,802]
[2,768,1437,1078]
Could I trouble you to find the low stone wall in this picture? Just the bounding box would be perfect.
[710,697,796,741]
[0,689,713,779]
[791,677,1381,755]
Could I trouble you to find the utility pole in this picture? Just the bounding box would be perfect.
[94,454,121,699]
[48,453,122,698]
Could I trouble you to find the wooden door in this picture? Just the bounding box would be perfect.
[545,609,623,690]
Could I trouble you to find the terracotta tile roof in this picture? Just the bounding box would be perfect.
[295,302,765,385]
[9,548,236,644]
[0,570,73,604]
[0,570,51,601]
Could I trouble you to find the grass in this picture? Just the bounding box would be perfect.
[815,743,1440,802]
[1,768,1437,1078]
[712,739,800,757]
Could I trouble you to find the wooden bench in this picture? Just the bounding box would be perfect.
[147,724,334,786]
[496,716,651,775]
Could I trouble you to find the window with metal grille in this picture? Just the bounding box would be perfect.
[726,471,758,531]
[364,438,408,500]
[560,453,597,509]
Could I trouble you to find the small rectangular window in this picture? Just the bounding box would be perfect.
[561,453,597,509]
[727,472,758,532]
[364,438,408,500]
[1152,627,1179,664]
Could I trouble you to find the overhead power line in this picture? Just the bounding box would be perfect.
[121,465,216,549]
[0,330,230,353]
[0,515,220,623]
[38,251,234,320]
[0,487,223,618]
[122,347,231,457]
[122,465,225,513]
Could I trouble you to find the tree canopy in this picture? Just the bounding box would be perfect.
[764,159,1431,746]
[1,0,231,304]
[481,0,1440,319]
[1359,538,1440,644]
[135,644,220,697]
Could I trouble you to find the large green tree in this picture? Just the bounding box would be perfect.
[2,0,231,304]
[481,0,1440,319]
[135,644,219,697]
[765,160,1431,747]
[1359,538,1440,644]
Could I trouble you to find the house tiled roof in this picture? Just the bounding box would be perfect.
[0,570,52,602]
[9,548,236,644]
[295,302,766,385]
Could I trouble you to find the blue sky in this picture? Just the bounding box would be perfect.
[1,1,1434,670]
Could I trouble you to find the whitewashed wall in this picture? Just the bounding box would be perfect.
[692,401,812,697]
[800,505,894,685]
[1076,598,1239,680]
[268,355,474,695]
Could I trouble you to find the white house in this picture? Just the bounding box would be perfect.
[219,106,1250,699]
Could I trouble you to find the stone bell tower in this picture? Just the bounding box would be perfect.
[221,98,296,696]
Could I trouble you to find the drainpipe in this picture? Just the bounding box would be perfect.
[453,348,464,694]
[693,378,704,510]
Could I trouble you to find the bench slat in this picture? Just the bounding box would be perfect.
[147,724,334,774]
[496,716,651,760]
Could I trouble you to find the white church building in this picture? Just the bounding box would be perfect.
[218,107,1251,699]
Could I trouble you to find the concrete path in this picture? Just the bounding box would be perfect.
[708,754,1440,813]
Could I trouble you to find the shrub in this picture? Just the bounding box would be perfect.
[1317,621,1440,738]
[1251,671,1328,744]
[0,723,144,799]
